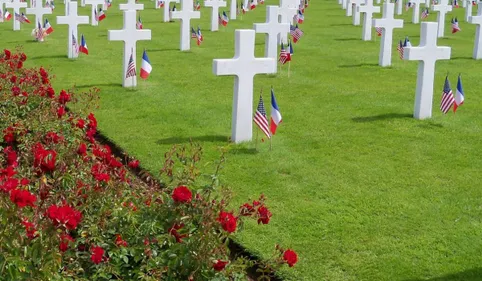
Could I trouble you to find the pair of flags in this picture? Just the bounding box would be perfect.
[293,9,304,24]
[44,18,54,34]
[254,89,283,139]
[451,18,461,33]
[250,0,257,10]
[290,24,304,43]
[441,75,464,114]
[45,0,55,11]
[279,41,294,65]
[452,0,459,7]
[125,49,152,80]
[15,12,30,24]
[238,2,248,14]
[375,26,383,36]
[397,37,411,59]
[0,9,12,21]
[421,7,429,19]
[218,11,229,26]
[157,0,165,8]
[191,26,203,45]
[137,15,143,29]
[405,1,412,11]
[72,34,88,55]
[194,0,201,10]
[95,7,106,22]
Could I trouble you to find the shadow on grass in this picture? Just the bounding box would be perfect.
[74,83,123,88]
[452,56,472,60]
[156,135,229,145]
[30,55,65,60]
[352,113,412,122]
[334,38,359,41]
[229,147,259,155]
[330,23,352,27]
[403,267,482,281]
[339,63,378,68]
[148,48,179,52]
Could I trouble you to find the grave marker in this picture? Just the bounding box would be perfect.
[212,30,276,143]
[403,22,451,119]
[85,0,104,26]
[254,6,290,58]
[358,0,380,40]
[171,0,200,50]
[6,0,28,30]
[278,0,297,43]
[205,0,227,31]
[468,3,482,58]
[26,0,51,25]
[465,0,472,21]
[432,0,452,37]
[230,0,237,20]
[411,0,423,23]
[164,0,179,22]
[57,1,89,58]
[351,0,365,26]
[396,0,403,15]
[373,2,404,66]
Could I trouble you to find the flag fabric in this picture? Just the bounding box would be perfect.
[97,8,106,21]
[79,34,88,55]
[290,24,304,43]
[405,1,411,11]
[105,0,112,8]
[403,36,411,47]
[451,17,461,33]
[260,0,264,3]
[279,43,291,64]
[270,89,282,135]
[253,95,271,139]
[72,34,79,55]
[241,2,247,13]
[196,26,203,45]
[454,75,464,112]
[22,13,30,23]
[44,18,54,34]
[35,21,44,41]
[140,49,152,79]
[289,40,294,56]
[299,3,305,13]
[421,8,429,19]
[172,4,177,11]
[472,0,477,5]
[440,75,454,114]
[4,10,12,21]
[250,0,256,10]
[0,9,3,22]
[304,0,308,7]
[125,50,136,79]
[432,0,437,4]
[157,0,165,7]
[453,0,459,7]
[296,10,304,23]
[375,26,382,36]
[397,40,404,59]
[191,27,197,38]
[194,0,200,10]
[221,11,229,26]
[15,12,28,23]
[136,15,143,29]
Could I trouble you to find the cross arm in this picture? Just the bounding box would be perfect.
[213,59,239,76]
[403,46,451,61]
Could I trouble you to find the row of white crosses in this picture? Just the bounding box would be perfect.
[205,0,226,31]
[171,0,200,50]
[469,3,482,58]
[6,0,27,30]
[26,0,51,27]
[85,0,104,26]
[163,0,179,22]
[57,1,89,58]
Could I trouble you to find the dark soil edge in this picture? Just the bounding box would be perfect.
[94,129,282,281]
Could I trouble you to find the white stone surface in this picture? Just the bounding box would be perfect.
[465,0,472,21]
[396,0,402,15]
[108,0,151,87]
[65,0,70,15]
[432,0,452,37]
[346,0,354,16]
[85,0,104,26]
[403,22,451,119]
[81,0,85,7]
[463,0,467,7]
[26,0,51,26]
[411,0,423,23]
[358,0,380,40]
[6,0,28,31]
[373,3,404,66]
[351,0,365,26]
[254,6,290,58]
[164,0,179,22]
[342,0,348,9]
[205,0,226,31]
[230,0,237,20]
[212,30,276,143]
[171,0,200,51]
[425,0,430,7]
[57,2,89,58]
[338,0,342,5]
[278,0,297,43]
[243,0,248,11]
[469,3,482,58]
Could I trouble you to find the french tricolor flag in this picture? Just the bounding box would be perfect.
[97,8,106,21]
[270,88,282,135]
[44,18,54,34]
[79,34,88,55]
[140,49,152,79]
[454,75,464,112]
[4,10,11,21]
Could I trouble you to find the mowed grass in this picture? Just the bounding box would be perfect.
[3,0,482,280]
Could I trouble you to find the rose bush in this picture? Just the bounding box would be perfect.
[0,48,298,281]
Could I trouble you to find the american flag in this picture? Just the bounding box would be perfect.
[279,43,291,65]
[290,24,304,43]
[421,8,429,19]
[72,34,79,55]
[15,12,24,23]
[451,17,461,33]
[375,26,382,36]
[397,40,404,59]
[125,50,136,79]
[452,0,459,7]
[440,75,454,113]
[197,26,203,45]
[253,95,271,139]
[191,27,197,38]
[36,21,44,41]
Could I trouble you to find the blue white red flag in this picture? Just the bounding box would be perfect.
[270,88,282,135]
[140,49,152,79]
[454,74,464,112]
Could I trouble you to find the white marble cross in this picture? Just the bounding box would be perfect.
[243,0,248,11]
[254,6,290,58]
[346,0,354,16]
[410,0,423,23]
[108,0,151,87]
[230,0,237,20]
[373,3,404,66]
[205,0,227,31]
[339,0,343,5]
[6,0,28,31]
[0,0,7,15]
[85,0,104,26]
[396,0,403,15]
[432,0,452,37]
[403,22,451,119]
[65,0,70,15]
[57,2,89,58]
[26,0,52,26]
[465,0,473,21]
[351,0,365,26]
[81,0,85,7]
[212,30,276,143]
[469,3,482,58]
[462,0,467,7]
[163,0,179,22]
[358,0,380,39]
[278,0,298,43]
[171,0,200,51]
[342,0,348,9]
[425,0,430,7]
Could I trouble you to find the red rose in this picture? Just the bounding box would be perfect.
[19,53,27,62]
[33,143,57,173]
[22,220,37,239]
[90,246,105,264]
[3,146,18,167]
[47,204,82,230]
[217,211,237,233]
[91,163,110,182]
[283,249,298,267]
[11,86,21,96]
[10,75,17,84]
[39,67,48,78]
[45,132,63,144]
[172,185,192,203]
[58,90,71,104]
[76,119,85,129]
[4,49,11,59]
[115,234,128,247]
[10,189,37,208]
[57,106,66,118]
[46,87,55,98]
[213,260,229,271]
[239,203,254,216]
[128,160,139,169]
[59,234,74,252]
[3,126,15,143]
[257,206,272,225]
[87,113,97,129]
[168,223,188,243]
[20,178,30,186]
[1,178,19,193]
[77,143,87,155]
[17,61,23,69]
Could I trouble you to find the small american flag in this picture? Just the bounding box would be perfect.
[191,27,197,38]
[440,75,454,114]
[279,43,290,65]
[36,21,44,41]
[126,50,136,79]
[375,26,382,36]
[451,17,461,33]
[421,8,429,19]
[397,40,404,60]
[253,95,271,139]
[72,34,79,55]
[290,24,304,43]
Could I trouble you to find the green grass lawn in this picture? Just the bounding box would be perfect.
[3,0,482,280]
